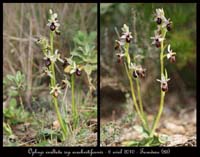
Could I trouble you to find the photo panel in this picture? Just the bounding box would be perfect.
[100,3,196,147]
[3,3,97,146]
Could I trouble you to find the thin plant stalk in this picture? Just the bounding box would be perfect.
[50,31,67,139]
[135,78,144,117]
[124,61,148,130]
[71,73,78,129]
[150,29,167,137]
[135,78,150,131]
[124,43,149,130]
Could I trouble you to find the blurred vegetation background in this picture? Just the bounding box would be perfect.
[100,3,196,119]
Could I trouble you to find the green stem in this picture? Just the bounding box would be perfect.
[150,29,167,137]
[124,43,149,130]
[50,31,67,139]
[150,91,165,137]
[71,73,78,129]
[124,63,148,130]
[136,78,144,117]
[135,78,150,130]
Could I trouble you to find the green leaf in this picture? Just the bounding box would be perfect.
[84,64,97,75]
[9,98,17,108]
[8,89,18,97]
[15,71,22,84]
[7,74,14,82]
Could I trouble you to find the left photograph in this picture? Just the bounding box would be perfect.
[3,3,97,146]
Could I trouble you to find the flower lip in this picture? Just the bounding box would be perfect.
[116,52,125,63]
[115,40,122,50]
[76,68,82,76]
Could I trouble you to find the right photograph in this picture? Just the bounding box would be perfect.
[100,3,196,146]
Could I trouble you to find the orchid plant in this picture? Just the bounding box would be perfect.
[36,9,97,140]
[115,8,176,146]
[37,9,68,140]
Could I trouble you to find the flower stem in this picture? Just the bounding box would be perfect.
[150,91,165,137]
[71,73,78,129]
[124,62,148,131]
[50,31,67,139]
[136,78,144,117]
[150,29,167,137]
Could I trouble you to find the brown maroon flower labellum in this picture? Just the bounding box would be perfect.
[138,70,145,78]
[45,58,51,67]
[133,71,138,78]
[155,41,161,48]
[61,80,66,89]
[117,57,122,63]
[116,54,123,64]
[50,22,56,31]
[156,18,162,25]
[126,34,131,43]
[115,41,120,50]
[170,55,176,63]
[161,82,168,92]
[53,89,59,97]
[63,60,69,68]
[76,68,81,76]
[167,23,172,31]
